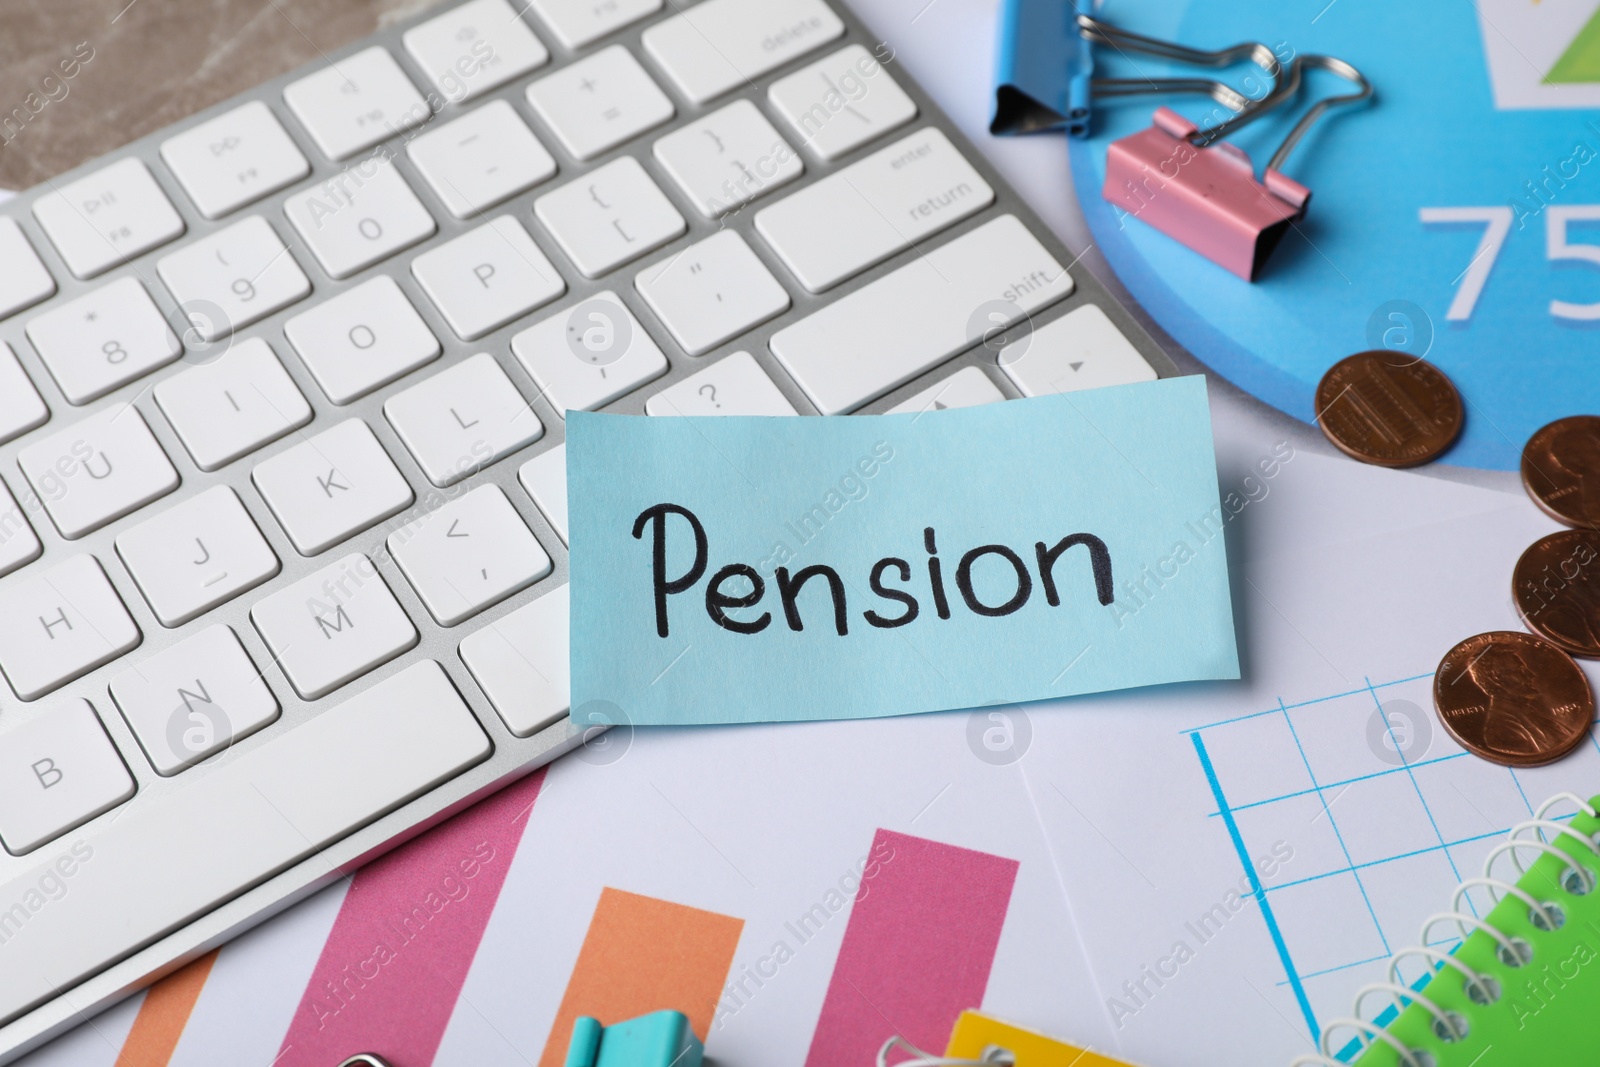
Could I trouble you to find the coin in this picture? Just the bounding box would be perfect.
[1522,415,1600,528]
[1314,352,1463,467]
[1514,531,1600,658]
[1433,631,1593,766]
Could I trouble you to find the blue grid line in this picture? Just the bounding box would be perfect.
[1192,730,1319,1039]
[1508,766,1535,818]
[1265,828,1509,892]
[1180,673,1436,736]
[1205,752,1469,818]
[1279,698,1390,953]
[1276,938,1465,987]
[1366,678,1464,885]
[1278,951,1388,985]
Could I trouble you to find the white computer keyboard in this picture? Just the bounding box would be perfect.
[0,0,1173,1056]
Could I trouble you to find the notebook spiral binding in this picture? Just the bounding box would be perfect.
[1289,791,1600,1067]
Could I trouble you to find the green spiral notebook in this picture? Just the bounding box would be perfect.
[1294,791,1600,1066]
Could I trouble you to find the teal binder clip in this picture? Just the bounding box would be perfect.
[991,3,1285,138]
[564,1011,704,1067]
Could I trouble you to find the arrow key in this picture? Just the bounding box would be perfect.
[887,365,1004,415]
[997,304,1156,398]
[389,485,551,626]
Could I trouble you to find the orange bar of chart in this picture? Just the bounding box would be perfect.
[113,951,218,1067]
[537,888,744,1067]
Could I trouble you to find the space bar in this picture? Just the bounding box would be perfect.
[0,660,490,1026]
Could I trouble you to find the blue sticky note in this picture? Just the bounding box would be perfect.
[568,377,1239,727]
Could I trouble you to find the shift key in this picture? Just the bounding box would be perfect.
[768,215,1074,415]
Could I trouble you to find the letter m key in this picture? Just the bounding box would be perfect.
[315,605,354,638]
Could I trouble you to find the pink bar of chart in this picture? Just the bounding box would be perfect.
[276,769,547,1067]
[804,829,1019,1065]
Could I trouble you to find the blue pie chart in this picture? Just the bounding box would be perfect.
[1071,0,1600,470]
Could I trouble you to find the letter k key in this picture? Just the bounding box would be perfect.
[318,468,349,497]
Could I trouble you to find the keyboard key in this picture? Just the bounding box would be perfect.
[0,476,42,579]
[653,100,802,218]
[0,555,141,701]
[25,276,182,405]
[18,404,180,539]
[642,0,844,105]
[645,351,798,416]
[0,341,48,445]
[768,215,1074,414]
[390,484,551,625]
[385,353,543,487]
[31,158,186,279]
[768,44,918,161]
[285,157,437,279]
[635,231,790,355]
[0,659,487,1021]
[410,216,566,340]
[282,46,429,161]
[512,291,667,413]
[250,554,418,699]
[110,625,279,776]
[518,443,567,543]
[524,45,674,162]
[998,304,1157,396]
[407,99,557,218]
[252,419,414,556]
[459,582,568,736]
[0,217,56,319]
[159,101,311,218]
[158,216,311,341]
[154,336,313,471]
[0,700,134,854]
[528,0,660,49]
[0,659,486,1017]
[404,0,549,104]
[887,365,1005,414]
[755,127,994,292]
[283,276,441,404]
[116,486,280,627]
[533,157,684,278]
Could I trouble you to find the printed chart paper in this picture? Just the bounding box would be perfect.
[568,377,1240,726]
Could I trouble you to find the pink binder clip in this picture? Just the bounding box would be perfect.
[1103,55,1373,281]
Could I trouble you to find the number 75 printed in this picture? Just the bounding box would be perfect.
[1422,206,1600,322]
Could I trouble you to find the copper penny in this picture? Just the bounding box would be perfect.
[1514,531,1600,658]
[1433,631,1593,766]
[1522,415,1600,528]
[1315,352,1463,467]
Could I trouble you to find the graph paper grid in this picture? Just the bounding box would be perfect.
[1187,671,1600,1052]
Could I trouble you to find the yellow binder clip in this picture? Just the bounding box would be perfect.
[945,1010,1143,1066]
[876,1011,1143,1066]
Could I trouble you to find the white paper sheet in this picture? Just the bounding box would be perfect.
[1018,426,1596,1066]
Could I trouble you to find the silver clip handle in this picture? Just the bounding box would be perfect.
[1265,55,1374,175]
[1076,15,1291,138]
